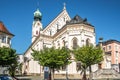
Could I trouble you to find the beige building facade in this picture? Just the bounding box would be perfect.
[102,39,120,72]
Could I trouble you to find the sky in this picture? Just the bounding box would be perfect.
[0,0,120,54]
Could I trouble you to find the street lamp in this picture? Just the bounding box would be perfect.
[66,58,69,80]
[65,43,69,80]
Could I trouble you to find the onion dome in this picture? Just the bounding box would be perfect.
[0,21,14,36]
[34,9,42,21]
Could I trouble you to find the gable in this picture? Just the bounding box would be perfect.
[43,9,71,36]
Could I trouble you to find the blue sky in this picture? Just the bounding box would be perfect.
[0,0,120,54]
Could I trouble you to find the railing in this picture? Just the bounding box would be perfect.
[93,69,119,79]
[0,66,9,75]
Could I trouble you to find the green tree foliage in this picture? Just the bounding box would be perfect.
[0,47,18,77]
[74,45,103,80]
[0,47,17,66]
[32,47,71,80]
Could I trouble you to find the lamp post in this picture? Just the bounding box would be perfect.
[65,43,69,80]
[66,58,68,80]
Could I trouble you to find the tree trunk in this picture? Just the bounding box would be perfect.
[89,65,93,80]
[51,68,54,80]
[82,70,87,80]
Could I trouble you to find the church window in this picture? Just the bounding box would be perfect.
[57,24,59,32]
[76,62,81,71]
[72,37,78,49]
[57,41,60,48]
[86,38,90,46]
[62,40,65,47]
[50,30,52,36]
[36,44,39,50]
[63,17,66,22]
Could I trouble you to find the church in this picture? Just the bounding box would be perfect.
[23,4,96,76]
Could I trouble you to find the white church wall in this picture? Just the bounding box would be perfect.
[43,9,70,36]
[29,60,40,74]
[24,5,97,75]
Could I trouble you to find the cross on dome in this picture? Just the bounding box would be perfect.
[63,2,66,10]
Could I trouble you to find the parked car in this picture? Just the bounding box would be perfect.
[0,75,13,80]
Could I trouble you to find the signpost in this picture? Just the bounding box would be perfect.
[44,67,49,80]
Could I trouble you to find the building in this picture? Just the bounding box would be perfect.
[23,5,96,76]
[0,21,14,74]
[93,39,120,79]
[0,21,14,47]
[102,39,120,72]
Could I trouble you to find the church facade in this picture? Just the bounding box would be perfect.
[23,5,96,75]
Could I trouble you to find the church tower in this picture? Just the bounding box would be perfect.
[32,9,42,42]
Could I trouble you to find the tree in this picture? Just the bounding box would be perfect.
[8,60,18,77]
[32,47,71,80]
[0,46,18,77]
[0,47,17,66]
[74,45,103,80]
[17,63,23,75]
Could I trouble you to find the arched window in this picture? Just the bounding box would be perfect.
[86,38,90,46]
[62,40,65,47]
[36,30,38,35]
[57,41,60,48]
[57,23,59,32]
[63,17,66,22]
[50,30,52,36]
[72,37,78,49]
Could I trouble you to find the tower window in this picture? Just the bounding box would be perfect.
[36,31,38,35]
[37,23,40,25]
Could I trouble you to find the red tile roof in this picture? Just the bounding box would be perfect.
[0,21,14,36]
